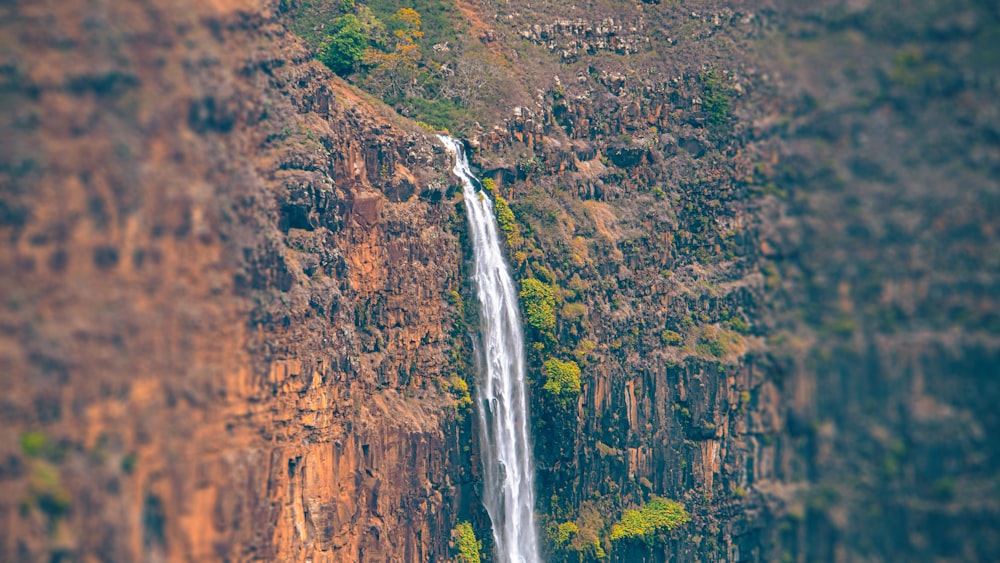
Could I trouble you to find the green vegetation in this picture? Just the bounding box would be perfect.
[660,329,682,346]
[449,374,473,411]
[21,430,63,462]
[28,462,72,518]
[289,0,503,131]
[319,14,369,75]
[121,453,138,474]
[726,316,750,334]
[699,69,731,129]
[21,432,72,520]
[520,278,556,334]
[21,431,51,457]
[609,498,690,544]
[549,520,579,545]
[697,335,726,358]
[494,195,524,250]
[542,358,581,406]
[452,521,481,563]
[545,502,609,559]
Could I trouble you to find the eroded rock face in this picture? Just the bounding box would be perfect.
[451,0,1000,560]
[5,0,999,560]
[0,1,466,560]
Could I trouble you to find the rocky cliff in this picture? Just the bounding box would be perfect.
[0,0,475,560]
[429,0,1000,560]
[2,0,998,561]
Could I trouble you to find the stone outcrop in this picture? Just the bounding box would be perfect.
[517,18,651,61]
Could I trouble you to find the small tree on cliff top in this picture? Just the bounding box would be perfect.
[319,14,368,76]
[363,8,424,99]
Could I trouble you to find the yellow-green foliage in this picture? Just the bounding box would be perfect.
[20,430,72,517]
[590,538,607,558]
[520,278,556,333]
[449,375,473,410]
[21,431,51,458]
[557,521,579,544]
[481,177,496,196]
[660,329,682,346]
[552,521,578,545]
[609,498,690,544]
[21,430,64,462]
[543,358,581,405]
[453,521,481,563]
[494,195,523,249]
[552,502,609,558]
[28,462,71,517]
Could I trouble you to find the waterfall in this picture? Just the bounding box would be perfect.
[439,135,541,563]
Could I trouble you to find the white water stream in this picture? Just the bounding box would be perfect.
[439,135,541,563]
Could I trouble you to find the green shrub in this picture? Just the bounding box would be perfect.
[453,521,481,563]
[660,329,682,346]
[520,278,555,333]
[121,453,137,474]
[20,431,50,457]
[609,498,690,544]
[553,521,578,545]
[20,431,63,462]
[697,335,726,357]
[28,462,71,518]
[494,195,522,248]
[481,177,496,196]
[449,375,473,411]
[319,14,368,75]
[726,316,750,334]
[543,358,581,406]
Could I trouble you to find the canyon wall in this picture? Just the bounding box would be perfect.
[0,0,475,560]
[2,0,998,561]
[452,0,1000,560]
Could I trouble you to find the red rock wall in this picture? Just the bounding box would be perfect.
[0,1,468,560]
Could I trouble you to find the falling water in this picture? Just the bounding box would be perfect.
[439,135,541,563]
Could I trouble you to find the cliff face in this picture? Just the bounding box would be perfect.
[447,0,1000,560]
[0,1,469,560]
[3,0,998,561]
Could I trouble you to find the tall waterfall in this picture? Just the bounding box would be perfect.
[439,135,541,563]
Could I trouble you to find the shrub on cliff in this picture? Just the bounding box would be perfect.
[494,195,523,249]
[452,521,481,563]
[609,498,690,545]
[319,14,368,76]
[660,329,682,346]
[520,278,555,334]
[543,358,581,406]
[448,375,473,411]
[554,521,578,544]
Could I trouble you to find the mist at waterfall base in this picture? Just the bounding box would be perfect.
[439,135,541,563]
